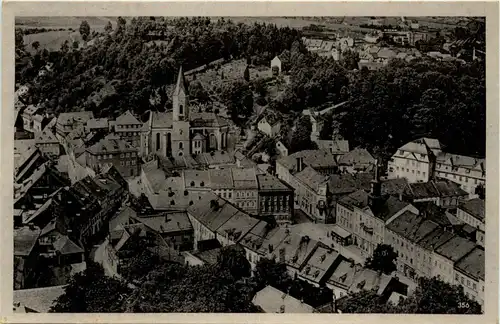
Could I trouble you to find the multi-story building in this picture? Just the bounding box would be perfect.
[431,235,476,285]
[256,174,294,225]
[401,179,468,208]
[435,153,485,196]
[414,227,456,279]
[84,135,141,178]
[34,128,60,157]
[337,148,376,174]
[130,211,194,251]
[456,198,485,247]
[54,165,128,247]
[292,166,329,223]
[336,167,418,256]
[454,247,485,307]
[186,192,260,250]
[232,167,259,214]
[276,150,338,185]
[385,211,440,279]
[21,105,40,133]
[56,111,94,136]
[387,137,442,183]
[388,137,485,196]
[111,110,142,147]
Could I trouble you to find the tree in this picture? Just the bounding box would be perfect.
[398,277,482,314]
[104,21,113,33]
[72,41,79,50]
[365,244,397,275]
[337,277,482,314]
[243,65,250,82]
[125,263,258,312]
[50,262,131,312]
[31,41,40,51]
[289,116,317,154]
[216,245,251,280]
[15,28,24,49]
[116,16,127,34]
[79,20,91,41]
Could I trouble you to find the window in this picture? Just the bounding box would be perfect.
[121,153,124,158]
[179,105,184,115]
[132,160,136,165]
[456,274,459,281]
[467,279,470,287]
[179,142,183,149]
[98,155,102,160]
[461,277,464,284]
[473,283,477,290]
[126,153,130,158]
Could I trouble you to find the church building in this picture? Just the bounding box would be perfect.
[140,68,234,158]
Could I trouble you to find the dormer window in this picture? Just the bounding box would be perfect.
[399,150,404,155]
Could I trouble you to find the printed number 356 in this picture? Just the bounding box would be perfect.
[458,302,470,309]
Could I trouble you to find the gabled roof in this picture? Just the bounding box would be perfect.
[257,174,292,192]
[436,153,485,172]
[189,112,232,128]
[337,148,375,166]
[13,285,66,313]
[150,111,173,129]
[57,111,94,126]
[295,167,329,192]
[386,211,439,243]
[252,286,315,313]
[115,110,141,125]
[328,173,373,195]
[87,136,137,155]
[53,235,84,255]
[34,129,58,144]
[277,150,337,172]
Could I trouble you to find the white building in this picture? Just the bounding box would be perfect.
[270,56,282,75]
[388,137,442,183]
[257,116,281,137]
[435,153,485,196]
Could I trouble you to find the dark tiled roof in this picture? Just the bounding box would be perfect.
[413,202,452,227]
[386,211,439,243]
[459,198,485,221]
[455,247,485,281]
[417,227,455,251]
[337,148,375,166]
[434,236,476,262]
[328,173,373,195]
[115,110,141,125]
[257,174,292,192]
[87,136,137,155]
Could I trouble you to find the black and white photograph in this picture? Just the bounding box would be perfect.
[7,6,496,318]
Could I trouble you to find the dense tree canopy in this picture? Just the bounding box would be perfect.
[338,58,486,159]
[16,17,302,119]
[50,262,132,312]
[365,244,398,275]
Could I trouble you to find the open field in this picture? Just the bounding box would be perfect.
[22,30,84,54]
[16,16,116,30]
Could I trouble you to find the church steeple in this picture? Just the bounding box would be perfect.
[173,66,189,121]
[174,66,188,96]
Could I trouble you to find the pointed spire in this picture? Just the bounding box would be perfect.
[174,66,188,96]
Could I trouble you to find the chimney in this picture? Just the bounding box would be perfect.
[370,159,382,199]
[296,157,304,172]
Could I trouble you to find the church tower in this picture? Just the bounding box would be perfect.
[171,66,191,157]
[173,66,189,121]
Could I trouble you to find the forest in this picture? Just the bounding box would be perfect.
[15,16,485,159]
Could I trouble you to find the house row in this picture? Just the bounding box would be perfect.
[185,191,409,304]
[387,137,485,196]
[335,165,485,307]
[276,149,378,223]
[139,161,294,225]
